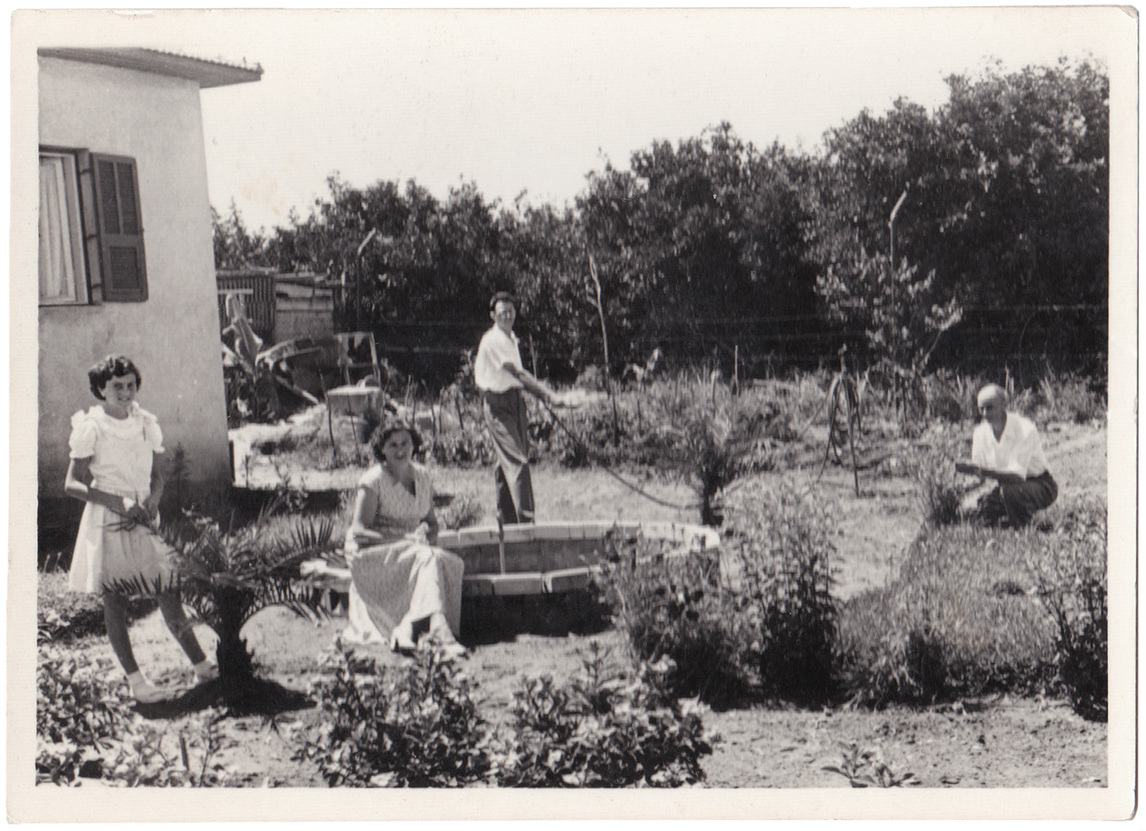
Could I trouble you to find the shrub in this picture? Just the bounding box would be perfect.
[600,537,748,704]
[36,647,234,787]
[437,493,484,530]
[603,483,839,706]
[299,641,494,787]
[722,484,839,704]
[37,648,129,783]
[495,643,713,787]
[1037,370,1106,425]
[430,423,495,467]
[1025,498,1107,721]
[37,571,156,645]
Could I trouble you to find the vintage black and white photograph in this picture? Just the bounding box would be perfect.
[10,5,1136,820]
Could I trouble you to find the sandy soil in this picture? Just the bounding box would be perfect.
[43,419,1109,791]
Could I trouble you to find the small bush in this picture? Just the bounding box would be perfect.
[430,424,495,467]
[37,571,156,645]
[1025,498,1107,721]
[496,643,713,787]
[603,483,839,706]
[299,641,494,787]
[722,484,839,704]
[437,493,484,530]
[36,648,233,786]
[600,539,748,704]
[37,649,130,783]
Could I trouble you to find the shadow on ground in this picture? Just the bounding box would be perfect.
[460,591,612,646]
[133,677,314,719]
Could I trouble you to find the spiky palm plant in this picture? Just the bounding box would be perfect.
[106,498,340,709]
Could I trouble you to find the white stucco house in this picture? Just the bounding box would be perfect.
[37,48,261,536]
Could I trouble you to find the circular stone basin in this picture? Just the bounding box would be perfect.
[436,520,721,597]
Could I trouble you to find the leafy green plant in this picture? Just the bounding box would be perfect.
[37,649,130,784]
[1025,498,1107,721]
[495,643,713,787]
[823,742,918,787]
[299,640,493,787]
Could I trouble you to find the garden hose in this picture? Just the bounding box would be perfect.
[538,397,697,514]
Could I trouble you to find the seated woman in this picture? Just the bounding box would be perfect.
[343,419,466,658]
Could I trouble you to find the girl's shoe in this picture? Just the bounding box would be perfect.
[193,660,219,683]
[129,675,168,704]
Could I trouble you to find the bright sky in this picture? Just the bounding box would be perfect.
[26,7,1129,232]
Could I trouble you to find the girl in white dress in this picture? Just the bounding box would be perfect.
[64,355,217,702]
[343,420,466,658]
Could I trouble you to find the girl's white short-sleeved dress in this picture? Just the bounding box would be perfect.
[67,403,174,594]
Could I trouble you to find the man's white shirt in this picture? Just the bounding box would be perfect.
[475,326,524,392]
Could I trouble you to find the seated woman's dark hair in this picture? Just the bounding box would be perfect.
[368,418,423,462]
[489,291,517,313]
[88,355,142,400]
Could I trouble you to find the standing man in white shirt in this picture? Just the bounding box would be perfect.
[474,292,567,524]
[956,383,1058,527]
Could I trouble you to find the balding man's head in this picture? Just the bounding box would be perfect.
[977,384,1007,409]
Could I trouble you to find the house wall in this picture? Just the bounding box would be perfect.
[38,56,231,506]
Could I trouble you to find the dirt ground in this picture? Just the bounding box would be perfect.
[48,419,1110,791]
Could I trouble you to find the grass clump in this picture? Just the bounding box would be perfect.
[838,525,1060,707]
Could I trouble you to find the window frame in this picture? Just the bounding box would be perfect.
[37,147,91,306]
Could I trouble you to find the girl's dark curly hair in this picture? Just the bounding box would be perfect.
[88,355,142,400]
[368,418,423,462]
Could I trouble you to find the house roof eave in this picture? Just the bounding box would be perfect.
[38,47,262,88]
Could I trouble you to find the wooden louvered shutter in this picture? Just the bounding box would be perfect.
[88,153,147,302]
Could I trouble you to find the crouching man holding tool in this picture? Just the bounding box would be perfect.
[956,383,1057,528]
[475,291,576,525]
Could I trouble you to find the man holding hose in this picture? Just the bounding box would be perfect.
[475,292,573,524]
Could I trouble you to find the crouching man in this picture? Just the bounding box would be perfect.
[956,383,1057,528]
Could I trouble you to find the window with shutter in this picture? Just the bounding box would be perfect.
[38,148,149,305]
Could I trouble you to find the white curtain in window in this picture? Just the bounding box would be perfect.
[39,156,77,303]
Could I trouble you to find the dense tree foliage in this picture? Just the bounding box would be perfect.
[215,59,1109,389]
